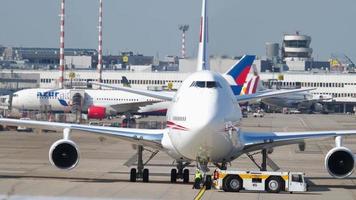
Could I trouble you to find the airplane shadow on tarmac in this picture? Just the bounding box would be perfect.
[2,173,355,192]
[306,177,356,191]
[0,172,190,185]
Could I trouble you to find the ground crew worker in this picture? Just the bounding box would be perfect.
[193,169,203,189]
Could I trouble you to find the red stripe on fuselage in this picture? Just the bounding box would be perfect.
[167,121,189,131]
[167,125,188,131]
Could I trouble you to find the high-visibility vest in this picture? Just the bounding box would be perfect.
[195,171,202,179]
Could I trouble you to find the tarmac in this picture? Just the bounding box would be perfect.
[1,113,356,199]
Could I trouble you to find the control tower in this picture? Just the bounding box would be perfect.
[282,32,312,61]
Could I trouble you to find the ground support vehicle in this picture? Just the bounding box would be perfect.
[213,169,307,193]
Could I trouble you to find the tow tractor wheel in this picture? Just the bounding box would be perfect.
[143,168,149,182]
[266,177,282,193]
[130,168,136,182]
[170,168,177,183]
[223,175,242,192]
[183,169,189,183]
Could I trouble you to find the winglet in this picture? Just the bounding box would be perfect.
[196,0,209,71]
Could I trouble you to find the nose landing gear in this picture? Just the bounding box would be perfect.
[170,161,190,183]
[193,160,212,190]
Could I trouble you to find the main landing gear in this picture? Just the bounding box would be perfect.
[129,145,158,182]
[246,148,280,171]
[126,146,190,183]
[170,161,190,183]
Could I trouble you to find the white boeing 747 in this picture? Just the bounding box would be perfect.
[0,0,355,190]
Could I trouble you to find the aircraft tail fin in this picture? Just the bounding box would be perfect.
[225,55,255,95]
[244,63,265,95]
[245,75,260,95]
[196,0,209,71]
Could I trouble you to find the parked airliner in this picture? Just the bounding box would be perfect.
[1,0,355,190]
[244,66,329,113]
[1,88,165,119]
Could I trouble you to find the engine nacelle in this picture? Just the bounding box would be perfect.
[87,105,106,119]
[49,139,80,170]
[325,147,355,178]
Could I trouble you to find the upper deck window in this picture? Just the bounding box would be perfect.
[190,81,221,88]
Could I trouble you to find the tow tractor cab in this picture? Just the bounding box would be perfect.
[213,169,307,193]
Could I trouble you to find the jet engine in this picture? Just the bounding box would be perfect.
[87,105,106,119]
[49,139,80,170]
[325,146,354,178]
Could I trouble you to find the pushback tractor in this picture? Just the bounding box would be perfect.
[213,169,307,193]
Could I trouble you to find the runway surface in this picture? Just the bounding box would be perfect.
[1,114,356,199]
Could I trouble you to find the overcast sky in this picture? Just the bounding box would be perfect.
[0,0,355,61]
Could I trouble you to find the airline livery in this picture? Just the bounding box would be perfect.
[0,0,355,190]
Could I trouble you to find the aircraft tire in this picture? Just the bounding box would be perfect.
[183,169,189,183]
[171,168,177,183]
[143,168,149,182]
[130,168,136,182]
[205,175,212,190]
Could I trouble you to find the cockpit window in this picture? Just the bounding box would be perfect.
[196,81,205,88]
[190,81,221,88]
[12,94,18,97]
[206,81,220,88]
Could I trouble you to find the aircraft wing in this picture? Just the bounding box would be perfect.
[235,88,315,103]
[91,82,174,101]
[0,118,165,149]
[239,130,356,154]
[95,101,162,114]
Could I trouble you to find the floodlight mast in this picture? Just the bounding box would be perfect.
[97,0,103,88]
[58,0,65,89]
